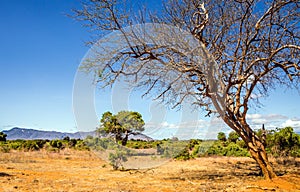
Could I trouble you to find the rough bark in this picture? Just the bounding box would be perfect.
[121,131,129,146]
[247,135,277,180]
[221,115,277,180]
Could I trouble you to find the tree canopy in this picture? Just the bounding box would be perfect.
[74,0,300,179]
[98,111,145,146]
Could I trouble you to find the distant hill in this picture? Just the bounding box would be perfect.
[2,127,95,140]
[2,127,153,141]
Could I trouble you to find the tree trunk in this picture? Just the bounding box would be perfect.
[121,131,129,146]
[247,135,277,180]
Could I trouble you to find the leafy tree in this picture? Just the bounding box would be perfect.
[99,111,145,146]
[74,0,300,179]
[267,127,300,157]
[228,131,240,143]
[0,132,7,142]
[217,132,226,142]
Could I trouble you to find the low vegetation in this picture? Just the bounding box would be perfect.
[0,136,88,153]
[1,126,299,170]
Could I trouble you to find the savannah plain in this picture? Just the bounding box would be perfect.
[0,149,299,192]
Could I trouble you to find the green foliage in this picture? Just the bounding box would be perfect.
[266,127,300,157]
[0,138,89,152]
[217,132,226,142]
[98,111,145,146]
[0,144,10,153]
[84,137,117,150]
[224,142,249,157]
[49,140,64,149]
[228,131,240,143]
[108,147,128,170]
[206,141,250,157]
[0,132,7,142]
[126,140,155,149]
[22,140,47,151]
[74,139,90,151]
[68,139,77,148]
[206,141,226,156]
[187,139,202,150]
[63,136,70,141]
[174,147,192,160]
[191,140,215,157]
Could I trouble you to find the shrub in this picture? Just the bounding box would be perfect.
[266,127,300,157]
[22,140,41,151]
[0,132,7,142]
[217,132,226,142]
[49,140,64,149]
[108,147,128,170]
[68,139,77,148]
[224,143,249,157]
[0,144,10,153]
[174,147,192,160]
[228,131,240,143]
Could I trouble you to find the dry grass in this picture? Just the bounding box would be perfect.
[0,150,299,191]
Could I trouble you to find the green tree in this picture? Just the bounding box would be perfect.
[99,111,145,146]
[228,131,240,143]
[74,0,300,180]
[267,127,300,157]
[0,132,7,142]
[217,132,226,142]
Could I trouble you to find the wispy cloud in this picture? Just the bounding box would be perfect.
[282,119,300,132]
[246,113,300,132]
[144,117,227,140]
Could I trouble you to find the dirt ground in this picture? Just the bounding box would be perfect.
[0,150,299,192]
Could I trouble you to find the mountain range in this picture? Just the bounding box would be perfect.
[2,127,154,141]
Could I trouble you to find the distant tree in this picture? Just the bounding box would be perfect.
[228,131,240,143]
[63,136,70,141]
[68,139,78,148]
[217,132,226,142]
[0,132,7,142]
[98,111,145,146]
[74,0,300,179]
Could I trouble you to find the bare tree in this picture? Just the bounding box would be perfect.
[74,0,300,180]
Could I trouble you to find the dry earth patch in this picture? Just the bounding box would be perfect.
[0,150,299,191]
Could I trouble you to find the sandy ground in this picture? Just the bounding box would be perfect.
[0,149,299,192]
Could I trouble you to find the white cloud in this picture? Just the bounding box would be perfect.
[144,118,225,140]
[247,114,263,119]
[281,119,300,132]
[246,113,300,132]
[143,113,300,140]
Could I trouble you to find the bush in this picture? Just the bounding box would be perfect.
[266,127,300,157]
[108,147,128,170]
[228,131,240,143]
[0,144,10,153]
[191,141,214,157]
[217,132,226,142]
[49,140,64,149]
[22,140,41,151]
[68,139,77,148]
[206,141,226,156]
[224,143,249,157]
[174,147,192,160]
[0,132,7,142]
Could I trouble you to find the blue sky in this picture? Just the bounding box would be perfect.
[0,0,299,139]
